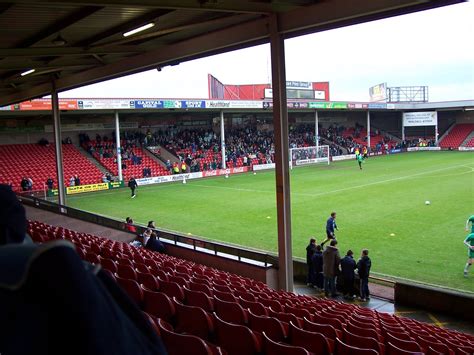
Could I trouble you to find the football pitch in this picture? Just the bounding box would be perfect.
[67,152,474,293]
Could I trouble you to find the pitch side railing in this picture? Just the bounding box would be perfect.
[18,195,278,268]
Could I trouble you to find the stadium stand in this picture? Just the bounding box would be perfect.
[81,139,169,179]
[463,135,474,147]
[0,144,103,191]
[28,220,474,355]
[439,124,474,148]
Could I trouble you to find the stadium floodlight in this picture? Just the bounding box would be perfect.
[123,23,155,37]
[20,69,35,76]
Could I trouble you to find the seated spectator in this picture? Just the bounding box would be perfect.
[124,217,136,233]
[46,177,54,190]
[145,234,166,253]
[69,176,75,187]
[74,175,81,186]
[38,138,49,146]
[20,177,29,191]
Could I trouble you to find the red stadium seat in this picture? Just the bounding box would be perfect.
[289,321,332,355]
[335,338,379,355]
[214,296,248,325]
[247,310,287,342]
[142,288,175,322]
[213,314,261,355]
[174,299,214,340]
[184,287,214,312]
[263,332,309,355]
[116,276,143,306]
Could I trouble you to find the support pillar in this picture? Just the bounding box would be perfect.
[401,112,405,141]
[220,110,226,169]
[270,15,293,292]
[434,111,439,145]
[367,110,371,150]
[315,110,319,152]
[52,83,66,206]
[115,111,123,181]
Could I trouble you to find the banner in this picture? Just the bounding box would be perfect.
[368,103,387,109]
[206,100,231,109]
[459,147,474,151]
[369,83,387,102]
[308,102,347,109]
[295,158,328,166]
[66,183,109,194]
[286,81,312,89]
[181,100,206,108]
[78,99,132,110]
[348,103,369,109]
[403,112,437,127]
[253,163,275,171]
[132,100,164,109]
[331,154,354,162]
[407,147,441,152]
[108,181,124,189]
[13,99,78,111]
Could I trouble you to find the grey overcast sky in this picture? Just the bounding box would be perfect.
[61,1,474,102]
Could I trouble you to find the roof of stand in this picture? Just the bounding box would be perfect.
[0,0,464,107]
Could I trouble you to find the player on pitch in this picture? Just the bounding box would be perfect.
[357,153,364,170]
[465,215,474,233]
[321,212,338,247]
[464,232,474,277]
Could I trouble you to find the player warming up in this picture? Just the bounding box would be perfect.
[463,232,474,277]
[128,177,137,198]
[321,212,338,247]
[465,215,474,233]
[357,153,364,170]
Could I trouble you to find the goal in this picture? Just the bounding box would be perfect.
[289,145,330,169]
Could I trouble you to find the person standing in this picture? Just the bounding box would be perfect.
[306,238,317,286]
[465,215,474,233]
[69,176,75,187]
[321,212,338,247]
[357,153,364,170]
[463,232,474,277]
[46,177,54,190]
[311,245,324,290]
[340,250,356,300]
[357,249,372,301]
[322,239,341,297]
[128,177,137,198]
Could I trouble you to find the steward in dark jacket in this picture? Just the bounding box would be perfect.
[340,250,356,298]
[311,245,324,289]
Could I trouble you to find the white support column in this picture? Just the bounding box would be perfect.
[367,110,371,150]
[52,83,66,207]
[115,111,123,181]
[220,110,226,169]
[270,14,293,292]
[401,112,405,141]
[315,110,319,152]
[434,111,439,145]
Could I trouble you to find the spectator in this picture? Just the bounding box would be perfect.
[311,244,324,290]
[166,159,171,171]
[27,177,33,190]
[69,176,75,187]
[305,238,317,286]
[124,217,136,233]
[102,174,108,183]
[20,177,29,191]
[181,161,187,173]
[340,250,356,300]
[74,175,81,186]
[128,177,137,198]
[322,239,341,297]
[46,177,54,190]
[357,249,372,301]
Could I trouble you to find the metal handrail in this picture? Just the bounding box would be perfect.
[19,195,278,268]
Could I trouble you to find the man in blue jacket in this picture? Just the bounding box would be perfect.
[311,245,324,290]
[321,212,338,247]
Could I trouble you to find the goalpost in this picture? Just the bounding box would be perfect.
[289,145,330,170]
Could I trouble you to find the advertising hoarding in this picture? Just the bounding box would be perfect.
[403,112,437,126]
[369,83,387,102]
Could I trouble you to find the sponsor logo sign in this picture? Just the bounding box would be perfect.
[403,112,437,127]
[407,147,441,152]
[206,100,231,109]
[308,102,347,109]
[314,90,326,100]
[132,100,164,109]
[348,103,369,109]
[253,163,275,171]
[368,103,387,109]
[286,81,312,89]
[369,83,387,102]
[181,100,206,108]
[66,183,109,194]
[459,147,474,151]
[331,154,354,161]
[78,99,131,109]
[14,99,78,111]
[295,158,328,165]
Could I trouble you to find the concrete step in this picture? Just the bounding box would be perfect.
[460,130,474,147]
[77,145,113,176]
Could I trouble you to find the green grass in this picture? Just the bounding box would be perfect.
[67,152,474,293]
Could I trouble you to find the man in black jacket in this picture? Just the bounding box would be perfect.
[128,177,137,198]
[305,238,317,286]
[311,244,324,290]
[340,250,356,300]
[357,249,372,301]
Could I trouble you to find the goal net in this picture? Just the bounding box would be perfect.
[289,145,330,169]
